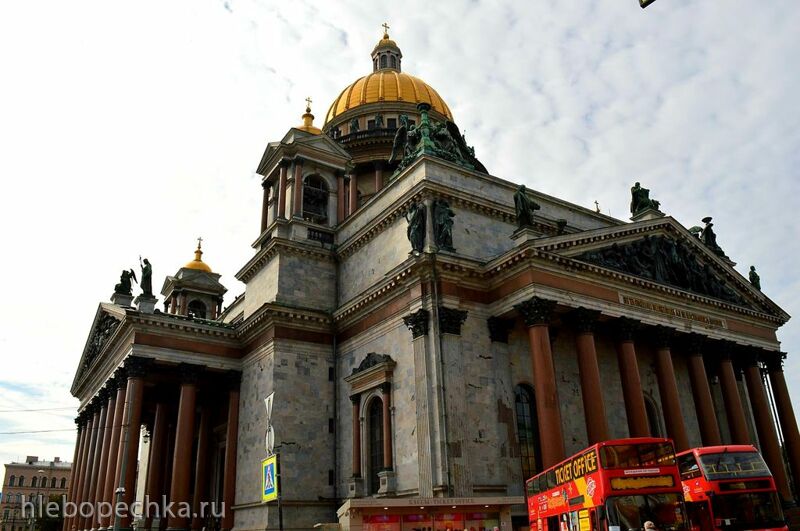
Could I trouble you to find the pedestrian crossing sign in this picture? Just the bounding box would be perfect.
[261,455,278,502]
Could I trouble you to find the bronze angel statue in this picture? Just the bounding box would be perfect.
[114,268,137,295]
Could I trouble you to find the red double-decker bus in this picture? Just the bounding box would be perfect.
[676,445,787,531]
[526,438,689,531]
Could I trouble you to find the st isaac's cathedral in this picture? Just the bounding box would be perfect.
[65,29,800,531]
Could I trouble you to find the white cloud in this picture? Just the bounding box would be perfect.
[0,0,798,465]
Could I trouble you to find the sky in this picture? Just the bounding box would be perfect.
[0,0,799,470]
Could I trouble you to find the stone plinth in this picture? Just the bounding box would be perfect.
[510,226,541,246]
[134,294,157,314]
[346,476,364,498]
[110,292,134,307]
[630,207,665,222]
[376,469,396,496]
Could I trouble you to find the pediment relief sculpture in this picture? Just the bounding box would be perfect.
[83,313,122,370]
[575,234,749,307]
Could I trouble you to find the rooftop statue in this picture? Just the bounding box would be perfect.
[630,182,661,215]
[514,185,541,229]
[749,266,761,290]
[139,257,153,297]
[114,269,137,296]
[388,114,421,166]
[699,216,728,258]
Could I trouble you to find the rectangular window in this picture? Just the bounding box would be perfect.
[328,418,334,433]
[387,118,397,129]
[367,120,376,130]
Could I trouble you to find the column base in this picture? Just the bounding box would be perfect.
[347,476,364,498]
[376,469,396,497]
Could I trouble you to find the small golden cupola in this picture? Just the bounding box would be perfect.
[297,97,322,135]
[372,23,402,72]
[161,238,227,319]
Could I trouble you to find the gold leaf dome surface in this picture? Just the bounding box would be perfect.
[324,71,453,124]
[184,243,212,272]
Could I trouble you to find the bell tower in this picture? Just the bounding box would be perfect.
[160,239,227,319]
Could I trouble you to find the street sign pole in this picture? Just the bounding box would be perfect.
[276,451,283,531]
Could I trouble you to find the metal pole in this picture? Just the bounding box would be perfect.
[276,452,283,531]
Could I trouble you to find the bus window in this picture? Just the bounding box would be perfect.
[697,451,770,480]
[601,443,676,469]
[604,493,688,531]
[677,454,700,480]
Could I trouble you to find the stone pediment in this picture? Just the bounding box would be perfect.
[72,304,127,388]
[534,218,785,318]
[257,130,351,176]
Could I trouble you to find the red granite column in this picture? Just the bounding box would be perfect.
[766,354,800,498]
[100,371,126,531]
[277,162,288,219]
[351,397,361,477]
[90,389,112,530]
[718,346,750,444]
[614,318,650,438]
[516,297,565,468]
[144,402,168,531]
[570,308,609,444]
[653,329,689,451]
[190,408,210,531]
[382,384,393,469]
[348,175,358,216]
[292,159,304,217]
[221,372,240,531]
[260,181,270,233]
[65,414,89,531]
[79,404,101,531]
[686,339,722,446]
[167,365,201,531]
[337,173,345,223]
[114,358,147,531]
[742,352,792,502]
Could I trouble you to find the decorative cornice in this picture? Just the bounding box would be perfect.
[129,312,237,339]
[403,309,430,338]
[487,317,513,343]
[438,307,468,335]
[236,302,332,339]
[515,297,556,327]
[237,238,335,283]
[351,353,395,376]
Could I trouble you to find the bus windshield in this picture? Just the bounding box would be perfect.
[605,493,688,531]
[698,451,770,480]
[601,442,676,469]
[710,491,784,528]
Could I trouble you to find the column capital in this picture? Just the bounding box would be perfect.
[686,334,706,355]
[487,317,513,343]
[653,326,673,349]
[96,386,111,403]
[439,307,468,335]
[108,369,125,391]
[403,308,430,338]
[567,307,600,334]
[515,297,556,327]
[279,159,290,169]
[765,352,786,372]
[178,363,204,385]
[380,382,392,394]
[615,317,640,341]
[739,347,761,368]
[123,356,151,378]
[350,394,361,404]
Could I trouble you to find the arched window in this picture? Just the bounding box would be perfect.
[515,384,542,481]
[380,55,387,69]
[367,398,384,495]
[8,475,15,486]
[60,477,66,489]
[390,56,397,69]
[187,300,207,319]
[644,395,663,437]
[50,477,56,489]
[30,477,37,488]
[302,175,329,224]
[18,476,24,487]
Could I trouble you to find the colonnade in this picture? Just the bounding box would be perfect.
[512,296,800,503]
[64,357,240,531]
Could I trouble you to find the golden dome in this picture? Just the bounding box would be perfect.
[324,71,453,124]
[184,240,212,272]
[297,102,322,135]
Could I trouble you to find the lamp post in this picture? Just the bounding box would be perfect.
[30,469,44,531]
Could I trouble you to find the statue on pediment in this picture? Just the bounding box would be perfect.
[749,266,761,290]
[699,217,728,258]
[514,185,541,229]
[630,182,661,215]
[389,114,421,166]
[139,257,153,297]
[114,269,137,296]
